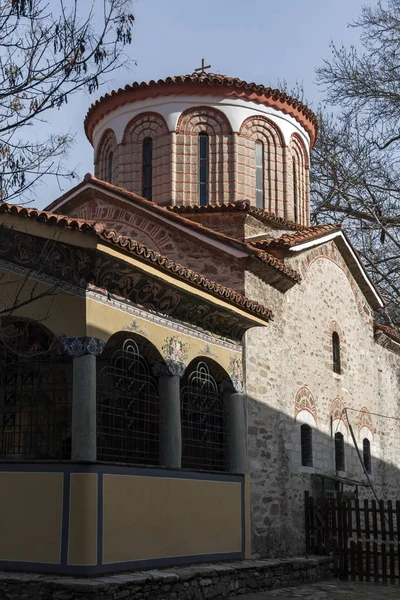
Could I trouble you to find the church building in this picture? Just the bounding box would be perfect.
[0,68,399,575]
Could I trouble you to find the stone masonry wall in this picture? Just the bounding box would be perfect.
[244,240,400,558]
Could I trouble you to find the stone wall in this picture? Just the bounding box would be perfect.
[244,240,400,558]
[0,557,332,600]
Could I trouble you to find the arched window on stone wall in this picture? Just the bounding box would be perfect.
[363,438,371,474]
[198,132,209,206]
[142,137,153,200]
[332,331,341,374]
[181,358,229,471]
[335,432,345,471]
[238,116,284,214]
[301,424,313,467]
[0,319,72,460]
[290,134,309,225]
[95,129,117,183]
[97,333,163,465]
[121,112,169,203]
[176,107,233,206]
[255,140,264,208]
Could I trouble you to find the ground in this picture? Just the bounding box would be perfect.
[234,581,400,599]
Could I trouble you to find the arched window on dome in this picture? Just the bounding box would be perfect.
[363,438,372,474]
[107,152,114,184]
[335,432,345,471]
[255,140,264,208]
[142,138,153,200]
[292,157,298,222]
[332,332,341,374]
[198,132,209,206]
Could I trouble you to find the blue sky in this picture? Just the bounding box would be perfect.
[33,0,367,208]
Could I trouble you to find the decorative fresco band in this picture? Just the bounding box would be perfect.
[61,336,105,357]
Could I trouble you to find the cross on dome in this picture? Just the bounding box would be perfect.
[195,58,211,74]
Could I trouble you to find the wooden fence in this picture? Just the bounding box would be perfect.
[305,491,400,584]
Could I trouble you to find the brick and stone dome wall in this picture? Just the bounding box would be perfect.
[86,74,316,226]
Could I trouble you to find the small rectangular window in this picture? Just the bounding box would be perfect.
[301,424,313,467]
[335,432,345,471]
[142,138,153,200]
[199,133,209,206]
[255,141,264,209]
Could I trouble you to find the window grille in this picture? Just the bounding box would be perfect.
[301,423,313,466]
[255,140,264,208]
[142,138,153,200]
[97,338,160,465]
[335,431,345,471]
[198,133,209,206]
[181,361,227,471]
[108,152,114,184]
[332,332,341,374]
[363,438,372,474]
[0,321,72,460]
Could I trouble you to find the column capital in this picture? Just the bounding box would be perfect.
[152,359,186,378]
[61,336,105,357]
[220,378,244,394]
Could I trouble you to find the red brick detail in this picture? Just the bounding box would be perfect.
[118,112,171,204]
[358,406,374,437]
[237,116,285,215]
[288,133,309,226]
[294,386,317,423]
[328,320,344,342]
[95,129,117,182]
[330,397,348,430]
[175,107,234,206]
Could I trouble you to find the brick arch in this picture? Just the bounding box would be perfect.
[358,407,374,437]
[328,320,344,342]
[294,386,317,424]
[289,133,310,226]
[119,112,171,203]
[175,106,234,205]
[176,106,232,135]
[330,397,348,430]
[122,112,169,144]
[95,129,117,182]
[237,115,285,214]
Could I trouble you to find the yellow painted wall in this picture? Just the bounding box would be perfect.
[0,472,63,563]
[68,473,98,566]
[102,474,243,564]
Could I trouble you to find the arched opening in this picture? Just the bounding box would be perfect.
[301,423,313,467]
[363,438,372,474]
[255,140,264,208]
[97,333,163,465]
[142,137,153,200]
[107,152,114,184]
[292,156,298,222]
[0,318,72,460]
[181,358,229,471]
[335,432,345,471]
[332,332,341,374]
[198,132,209,206]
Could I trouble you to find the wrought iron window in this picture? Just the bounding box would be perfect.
[332,332,341,374]
[0,321,72,460]
[301,423,313,467]
[181,360,227,471]
[255,140,264,209]
[293,157,298,222]
[97,338,160,465]
[142,138,153,200]
[108,152,114,184]
[335,432,345,471]
[363,438,371,474]
[198,132,209,206]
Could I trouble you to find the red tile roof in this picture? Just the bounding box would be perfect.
[250,225,342,251]
[374,323,400,345]
[169,200,304,232]
[101,230,273,320]
[84,72,318,146]
[47,175,301,285]
[0,197,273,323]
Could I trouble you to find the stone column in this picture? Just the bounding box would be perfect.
[223,380,247,474]
[153,359,185,469]
[62,336,105,462]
